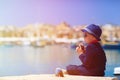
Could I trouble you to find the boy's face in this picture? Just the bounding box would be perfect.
[83,32,96,43]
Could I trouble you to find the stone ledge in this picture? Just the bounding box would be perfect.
[0,74,118,80]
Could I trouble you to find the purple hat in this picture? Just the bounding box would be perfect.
[81,24,102,41]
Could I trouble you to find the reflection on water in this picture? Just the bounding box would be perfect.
[0,44,120,77]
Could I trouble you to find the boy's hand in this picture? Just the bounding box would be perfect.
[76,43,85,55]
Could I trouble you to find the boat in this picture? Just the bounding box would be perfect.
[21,41,31,46]
[102,44,120,49]
[102,39,120,49]
[31,40,47,48]
[70,43,77,49]
[114,67,120,75]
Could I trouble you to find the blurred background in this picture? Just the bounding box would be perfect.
[0,0,120,78]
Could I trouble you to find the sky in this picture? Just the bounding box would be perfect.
[0,0,120,27]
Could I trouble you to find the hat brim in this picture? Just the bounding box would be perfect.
[81,29,101,41]
[81,29,88,33]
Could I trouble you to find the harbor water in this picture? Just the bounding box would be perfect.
[0,44,120,77]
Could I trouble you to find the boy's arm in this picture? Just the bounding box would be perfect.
[79,46,94,68]
[79,53,86,63]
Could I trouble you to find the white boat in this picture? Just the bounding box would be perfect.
[114,67,120,75]
[22,41,31,46]
[31,40,47,47]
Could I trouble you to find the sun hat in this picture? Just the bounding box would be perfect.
[81,24,102,41]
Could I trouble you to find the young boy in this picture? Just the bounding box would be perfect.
[66,24,107,76]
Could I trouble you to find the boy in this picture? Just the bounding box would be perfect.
[66,24,107,76]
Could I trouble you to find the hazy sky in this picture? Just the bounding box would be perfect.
[0,0,120,26]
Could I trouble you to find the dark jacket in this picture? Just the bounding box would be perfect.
[67,42,107,76]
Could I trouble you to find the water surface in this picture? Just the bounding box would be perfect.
[0,44,120,77]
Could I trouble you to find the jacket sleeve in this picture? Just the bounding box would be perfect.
[79,46,94,68]
[79,53,86,63]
